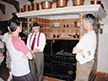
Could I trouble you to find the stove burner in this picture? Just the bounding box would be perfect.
[56,52,72,55]
[53,49,76,63]
[55,50,73,56]
[62,52,72,55]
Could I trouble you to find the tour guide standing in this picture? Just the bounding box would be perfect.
[27,22,46,81]
[72,14,97,81]
[6,16,34,81]
[2,26,12,81]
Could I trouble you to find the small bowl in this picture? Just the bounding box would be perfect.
[41,1,52,9]
[23,5,30,12]
[18,8,23,13]
[72,0,85,6]
[74,21,80,27]
[90,1,101,4]
[31,2,39,11]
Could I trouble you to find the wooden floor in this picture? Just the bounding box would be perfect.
[0,61,64,81]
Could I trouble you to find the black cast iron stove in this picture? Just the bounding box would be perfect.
[53,50,76,63]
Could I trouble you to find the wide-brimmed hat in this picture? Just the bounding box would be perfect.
[31,22,42,29]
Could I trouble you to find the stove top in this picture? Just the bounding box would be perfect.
[56,52,72,56]
[55,49,75,56]
[53,50,76,63]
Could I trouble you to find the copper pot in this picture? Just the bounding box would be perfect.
[72,0,84,6]
[23,5,30,12]
[31,2,39,11]
[74,21,80,27]
[90,1,101,4]
[41,1,52,9]
[56,0,68,8]
[18,8,23,13]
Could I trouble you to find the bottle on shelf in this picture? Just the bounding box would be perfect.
[75,33,79,38]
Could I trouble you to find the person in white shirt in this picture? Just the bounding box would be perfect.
[72,14,97,81]
[0,30,5,81]
[27,22,46,81]
[0,51,5,81]
[2,27,12,81]
[0,30,5,53]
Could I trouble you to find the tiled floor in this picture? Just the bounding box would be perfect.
[2,61,108,81]
[0,61,64,81]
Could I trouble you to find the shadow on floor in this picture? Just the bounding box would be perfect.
[0,60,64,81]
[0,61,9,81]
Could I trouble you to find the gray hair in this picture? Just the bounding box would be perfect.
[82,14,96,27]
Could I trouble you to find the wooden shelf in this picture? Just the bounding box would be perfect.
[45,27,80,29]
[46,37,80,40]
[16,5,106,20]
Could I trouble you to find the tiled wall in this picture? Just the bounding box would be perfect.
[33,17,50,28]
[32,17,80,39]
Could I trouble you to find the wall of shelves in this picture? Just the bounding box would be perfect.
[30,17,81,40]
[16,5,106,40]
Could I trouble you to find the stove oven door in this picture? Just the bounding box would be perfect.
[44,40,53,55]
[53,61,76,80]
[44,63,53,76]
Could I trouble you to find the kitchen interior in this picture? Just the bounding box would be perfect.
[0,0,108,81]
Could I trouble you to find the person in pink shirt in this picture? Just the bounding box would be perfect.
[6,15,34,81]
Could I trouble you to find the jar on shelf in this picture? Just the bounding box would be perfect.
[90,0,101,4]
[72,0,85,6]
[23,4,30,12]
